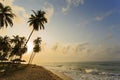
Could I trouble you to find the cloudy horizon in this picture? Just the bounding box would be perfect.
[0,0,120,63]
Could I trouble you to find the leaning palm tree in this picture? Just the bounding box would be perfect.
[0,3,15,28]
[28,37,42,64]
[25,10,47,47]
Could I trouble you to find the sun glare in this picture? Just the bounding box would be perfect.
[27,42,33,54]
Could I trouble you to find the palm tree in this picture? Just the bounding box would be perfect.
[10,35,27,60]
[10,35,21,58]
[0,3,15,28]
[25,10,47,47]
[2,36,11,54]
[0,36,11,59]
[28,37,42,64]
[0,36,11,68]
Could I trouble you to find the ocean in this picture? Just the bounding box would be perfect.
[41,61,120,80]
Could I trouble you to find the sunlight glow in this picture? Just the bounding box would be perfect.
[27,42,33,54]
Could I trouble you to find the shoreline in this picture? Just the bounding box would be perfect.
[50,69,73,80]
[0,64,73,80]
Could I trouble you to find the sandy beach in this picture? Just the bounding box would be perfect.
[0,64,72,80]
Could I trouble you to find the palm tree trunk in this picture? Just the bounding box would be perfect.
[28,52,34,64]
[30,53,36,64]
[20,29,34,60]
[24,28,34,47]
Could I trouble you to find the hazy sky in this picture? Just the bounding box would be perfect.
[0,0,120,63]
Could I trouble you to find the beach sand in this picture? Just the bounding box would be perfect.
[0,64,72,80]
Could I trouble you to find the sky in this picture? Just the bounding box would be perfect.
[0,0,120,63]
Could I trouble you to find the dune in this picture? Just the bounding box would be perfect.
[0,64,72,80]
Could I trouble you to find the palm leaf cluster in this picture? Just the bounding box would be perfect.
[0,36,11,61]
[28,10,47,31]
[0,35,27,62]
[29,37,42,64]
[10,35,27,58]
[0,2,15,28]
[33,37,42,52]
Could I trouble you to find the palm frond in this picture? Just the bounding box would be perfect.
[28,10,47,31]
[32,10,37,16]
[0,3,15,28]
[6,16,13,27]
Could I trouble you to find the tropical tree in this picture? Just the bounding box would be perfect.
[0,36,11,61]
[0,2,15,28]
[0,36,11,68]
[10,35,27,61]
[25,10,47,47]
[28,37,42,64]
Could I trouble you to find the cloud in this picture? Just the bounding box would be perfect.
[51,42,90,54]
[43,2,54,22]
[44,41,120,61]
[13,6,29,24]
[62,0,71,13]
[73,0,84,6]
[62,0,84,13]
[37,40,120,62]
[92,45,120,61]
[0,0,14,5]
[52,42,60,51]
[96,10,116,21]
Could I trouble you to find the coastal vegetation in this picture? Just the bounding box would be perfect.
[0,2,47,75]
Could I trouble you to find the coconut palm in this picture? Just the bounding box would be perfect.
[0,3,15,28]
[0,36,11,68]
[10,35,21,58]
[28,37,42,64]
[0,36,11,60]
[25,10,47,47]
[2,36,11,53]
[10,35,27,60]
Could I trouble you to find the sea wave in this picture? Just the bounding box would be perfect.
[41,62,120,80]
